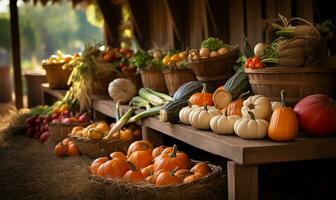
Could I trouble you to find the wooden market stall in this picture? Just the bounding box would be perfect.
[5,0,336,200]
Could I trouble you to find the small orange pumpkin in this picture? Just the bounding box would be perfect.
[175,169,192,179]
[127,150,153,169]
[152,145,166,158]
[190,162,211,176]
[68,142,80,156]
[189,84,214,106]
[97,158,129,178]
[141,164,154,177]
[226,91,250,116]
[54,142,68,157]
[110,151,127,161]
[153,144,192,172]
[155,168,182,186]
[89,157,108,175]
[268,90,298,142]
[183,173,203,184]
[127,140,153,156]
[123,161,145,183]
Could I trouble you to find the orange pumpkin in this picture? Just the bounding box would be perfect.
[175,169,192,179]
[127,150,153,169]
[123,161,145,183]
[155,168,182,186]
[141,164,154,177]
[146,175,155,184]
[268,90,298,142]
[110,152,127,161]
[152,145,166,158]
[226,91,250,116]
[153,144,192,172]
[189,84,214,106]
[68,142,80,156]
[190,162,211,176]
[183,173,203,184]
[97,158,129,178]
[54,142,68,156]
[127,140,153,156]
[89,157,108,175]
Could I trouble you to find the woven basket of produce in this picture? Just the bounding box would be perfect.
[245,66,336,105]
[90,160,225,200]
[69,137,134,158]
[163,68,196,96]
[48,122,88,144]
[140,69,168,93]
[42,63,72,89]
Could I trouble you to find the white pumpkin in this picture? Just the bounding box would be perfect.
[234,111,269,139]
[241,95,271,120]
[210,112,240,135]
[189,105,221,129]
[271,101,282,111]
[108,78,137,104]
[179,103,200,125]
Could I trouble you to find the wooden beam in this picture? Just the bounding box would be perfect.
[9,0,23,108]
[228,0,244,47]
[246,0,263,46]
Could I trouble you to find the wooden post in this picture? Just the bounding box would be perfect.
[227,161,258,200]
[9,0,23,108]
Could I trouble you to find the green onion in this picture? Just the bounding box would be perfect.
[145,88,174,102]
[129,96,151,109]
[105,107,135,140]
[139,88,164,106]
[128,106,161,124]
[115,101,121,121]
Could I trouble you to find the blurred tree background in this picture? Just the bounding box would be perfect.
[0,1,103,72]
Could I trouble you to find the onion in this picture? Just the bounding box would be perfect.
[199,48,210,57]
[210,51,219,57]
[217,47,229,55]
[254,43,268,57]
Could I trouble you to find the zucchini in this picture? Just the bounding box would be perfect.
[159,99,189,123]
[213,71,250,109]
[173,81,205,100]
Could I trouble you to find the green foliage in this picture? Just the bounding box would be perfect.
[0,13,11,50]
[201,37,226,51]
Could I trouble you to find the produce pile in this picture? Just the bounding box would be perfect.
[188,37,231,60]
[89,140,214,186]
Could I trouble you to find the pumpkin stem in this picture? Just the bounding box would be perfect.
[201,83,207,93]
[204,103,208,111]
[170,166,179,176]
[247,111,256,120]
[224,109,228,117]
[238,91,250,99]
[187,100,192,108]
[126,161,137,172]
[170,144,178,158]
[280,90,286,107]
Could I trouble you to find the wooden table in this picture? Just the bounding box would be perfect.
[41,84,336,200]
[41,83,67,105]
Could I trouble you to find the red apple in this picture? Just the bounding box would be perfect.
[78,113,89,123]
[62,117,78,125]
[52,119,61,124]
[51,113,60,120]
[294,94,336,136]
[39,131,50,143]
[25,117,34,127]
[26,127,35,137]
[34,131,41,139]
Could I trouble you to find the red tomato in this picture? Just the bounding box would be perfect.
[255,62,264,69]
[248,61,255,69]
[294,94,336,136]
[252,57,260,65]
[244,58,252,68]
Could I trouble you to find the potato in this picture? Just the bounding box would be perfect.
[210,51,219,57]
[199,48,210,57]
[217,47,229,55]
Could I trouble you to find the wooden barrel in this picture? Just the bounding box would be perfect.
[188,47,239,82]
[245,67,336,105]
[140,69,168,93]
[163,68,196,96]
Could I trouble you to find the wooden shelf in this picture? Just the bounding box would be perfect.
[41,83,67,99]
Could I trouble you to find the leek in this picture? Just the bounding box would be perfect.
[129,96,151,109]
[128,106,161,124]
[145,88,174,102]
[105,107,135,140]
[139,88,164,106]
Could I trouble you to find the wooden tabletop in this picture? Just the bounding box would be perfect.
[42,86,336,166]
[41,83,67,99]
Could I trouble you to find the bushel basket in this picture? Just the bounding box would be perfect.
[163,68,196,96]
[69,137,134,158]
[42,63,72,89]
[140,69,168,93]
[245,66,336,105]
[188,46,239,82]
[90,160,226,200]
[48,123,88,144]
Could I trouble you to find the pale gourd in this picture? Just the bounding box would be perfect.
[271,101,282,111]
[210,111,240,135]
[108,78,137,104]
[241,95,271,120]
[179,102,200,125]
[189,105,221,129]
[234,111,269,139]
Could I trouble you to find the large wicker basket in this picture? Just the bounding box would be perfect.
[90,160,226,200]
[188,46,239,82]
[69,137,134,158]
[163,68,196,96]
[48,123,88,144]
[42,63,72,89]
[140,69,168,93]
[245,67,336,105]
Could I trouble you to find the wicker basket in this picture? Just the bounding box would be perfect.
[69,137,134,158]
[245,67,336,105]
[48,123,88,144]
[163,68,196,96]
[140,69,168,93]
[188,46,239,82]
[42,63,72,89]
[90,160,226,200]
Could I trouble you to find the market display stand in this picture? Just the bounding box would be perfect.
[41,84,336,200]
